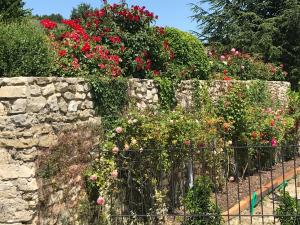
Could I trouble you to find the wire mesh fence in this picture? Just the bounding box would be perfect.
[89,144,300,225]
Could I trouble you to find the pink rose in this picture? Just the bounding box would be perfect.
[234,51,240,56]
[97,196,105,205]
[231,48,236,53]
[271,138,277,148]
[115,127,123,134]
[111,170,118,179]
[208,51,213,56]
[90,174,97,181]
[112,146,119,154]
[124,144,130,151]
[184,140,191,146]
[220,55,226,61]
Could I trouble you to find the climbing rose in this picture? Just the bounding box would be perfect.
[271,138,277,147]
[40,19,57,30]
[124,144,130,151]
[184,140,191,146]
[231,48,236,53]
[112,146,119,154]
[81,42,91,53]
[115,127,123,134]
[220,55,226,61]
[58,50,67,57]
[270,119,275,127]
[97,196,105,205]
[90,174,97,181]
[111,170,118,179]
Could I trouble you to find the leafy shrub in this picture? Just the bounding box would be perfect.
[165,27,209,79]
[208,48,287,81]
[0,20,54,77]
[276,191,300,225]
[183,176,222,225]
[40,4,173,79]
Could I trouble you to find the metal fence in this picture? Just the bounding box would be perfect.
[99,145,300,225]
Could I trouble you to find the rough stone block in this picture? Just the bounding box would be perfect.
[47,95,59,112]
[0,164,35,180]
[58,98,68,113]
[0,86,26,98]
[68,101,80,112]
[42,84,55,96]
[11,99,27,114]
[27,96,47,113]
[30,85,41,96]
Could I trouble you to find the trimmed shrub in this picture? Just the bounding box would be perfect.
[183,176,222,225]
[276,191,300,225]
[165,27,210,79]
[0,20,54,77]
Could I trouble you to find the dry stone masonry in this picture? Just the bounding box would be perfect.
[0,77,290,225]
[0,77,100,225]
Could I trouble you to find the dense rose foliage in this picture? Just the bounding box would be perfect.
[41,3,173,78]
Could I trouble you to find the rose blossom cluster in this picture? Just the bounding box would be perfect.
[40,3,172,78]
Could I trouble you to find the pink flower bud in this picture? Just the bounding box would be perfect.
[111,170,118,179]
[184,140,191,146]
[124,144,130,151]
[271,138,277,148]
[115,127,123,134]
[97,196,105,205]
[112,146,119,154]
[90,174,97,181]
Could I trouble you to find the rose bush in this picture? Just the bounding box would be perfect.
[40,3,174,78]
[208,48,287,81]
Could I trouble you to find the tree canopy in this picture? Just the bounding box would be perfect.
[0,0,29,21]
[191,0,300,88]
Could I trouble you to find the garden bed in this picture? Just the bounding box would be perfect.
[217,156,300,213]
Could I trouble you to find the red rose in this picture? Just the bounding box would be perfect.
[58,50,67,57]
[81,42,91,53]
[40,19,57,30]
[223,76,231,81]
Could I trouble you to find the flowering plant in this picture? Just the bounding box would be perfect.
[40,3,173,78]
[208,48,287,81]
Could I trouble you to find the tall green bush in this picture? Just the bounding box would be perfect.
[183,176,222,225]
[0,20,54,77]
[165,27,209,79]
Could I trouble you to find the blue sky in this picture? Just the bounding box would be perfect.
[24,0,206,32]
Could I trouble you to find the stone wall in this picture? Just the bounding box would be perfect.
[129,79,290,109]
[0,77,100,225]
[0,77,290,225]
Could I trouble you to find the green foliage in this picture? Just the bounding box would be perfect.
[0,0,29,21]
[191,0,300,88]
[70,3,95,20]
[276,191,300,225]
[33,13,64,23]
[155,77,178,109]
[208,50,287,81]
[0,20,54,77]
[41,3,173,79]
[89,76,129,129]
[183,176,222,225]
[165,27,209,79]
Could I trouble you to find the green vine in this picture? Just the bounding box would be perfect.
[89,76,129,129]
[154,77,179,110]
